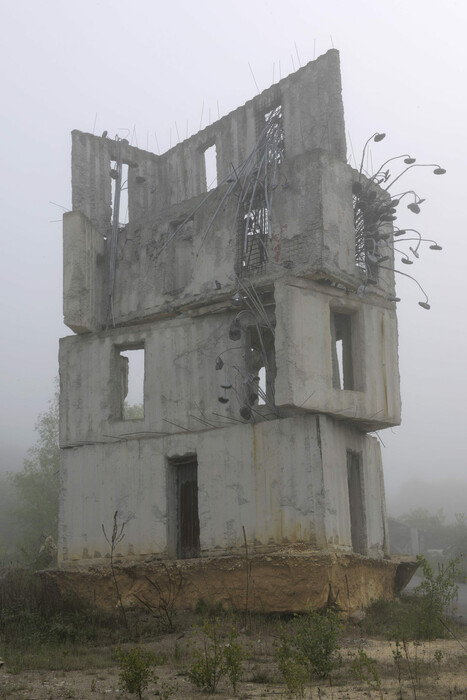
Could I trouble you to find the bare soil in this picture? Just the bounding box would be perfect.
[1,632,466,699]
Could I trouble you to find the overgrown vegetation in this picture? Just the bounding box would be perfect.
[363,555,461,641]
[1,389,60,566]
[0,567,160,673]
[412,554,461,636]
[0,565,466,697]
[274,608,342,697]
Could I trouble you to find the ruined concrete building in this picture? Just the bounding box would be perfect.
[58,50,412,612]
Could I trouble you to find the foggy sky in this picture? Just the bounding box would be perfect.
[1,0,466,510]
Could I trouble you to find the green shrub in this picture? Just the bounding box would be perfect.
[275,637,308,698]
[274,607,342,695]
[187,618,226,693]
[223,627,246,694]
[294,608,342,678]
[187,618,246,694]
[117,646,159,699]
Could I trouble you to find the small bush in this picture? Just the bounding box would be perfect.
[223,627,247,694]
[275,639,308,698]
[117,646,159,699]
[249,666,274,684]
[187,618,246,694]
[274,607,342,695]
[351,646,383,699]
[188,618,226,693]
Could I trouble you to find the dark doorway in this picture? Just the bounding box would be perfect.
[170,457,200,559]
[347,451,367,554]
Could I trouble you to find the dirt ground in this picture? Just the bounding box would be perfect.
[1,633,466,699]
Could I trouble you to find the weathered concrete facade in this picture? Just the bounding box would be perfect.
[59,50,405,610]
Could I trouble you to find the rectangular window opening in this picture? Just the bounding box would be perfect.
[119,346,145,420]
[168,456,200,559]
[264,104,284,166]
[331,312,354,390]
[110,161,129,227]
[347,451,367,554]
[247,326,276,408]
[204,144,217,191]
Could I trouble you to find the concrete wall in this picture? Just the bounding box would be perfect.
[70,51,345,234]
[275,279,401,428]
[59,310,249,446]
[64,145,361,333]
[318,416,388,557]
[62,212,107,333]
[60,275,400,448]
[64,50,397,333]
[59,49,397,570]
[59,415,387,562]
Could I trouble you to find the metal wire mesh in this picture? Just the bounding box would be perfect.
[235,105,284,276]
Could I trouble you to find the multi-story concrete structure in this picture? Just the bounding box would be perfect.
[58,50,409,612]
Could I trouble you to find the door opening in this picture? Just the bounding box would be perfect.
[347,450,367,554]
[169,456,200,559]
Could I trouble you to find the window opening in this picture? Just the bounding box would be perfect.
[347,451,367,554]
[118,346,145,419]
[246,326,275,407]
[331,313,354,390]
[168,456,200,559]
[204,144,217,190]
[111,161,129,227]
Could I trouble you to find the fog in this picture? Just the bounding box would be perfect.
[1,0,466,518]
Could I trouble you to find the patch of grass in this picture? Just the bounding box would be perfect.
[4,644,116,674]
[0,566,170,673]
[248,665,274,684]
[363,593,459,642]
[0,682,28,698]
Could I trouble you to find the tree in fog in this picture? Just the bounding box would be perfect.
[12,388,60,561]
[0,473,20,561]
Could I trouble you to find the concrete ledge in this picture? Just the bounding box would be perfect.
[43,550,418,616]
